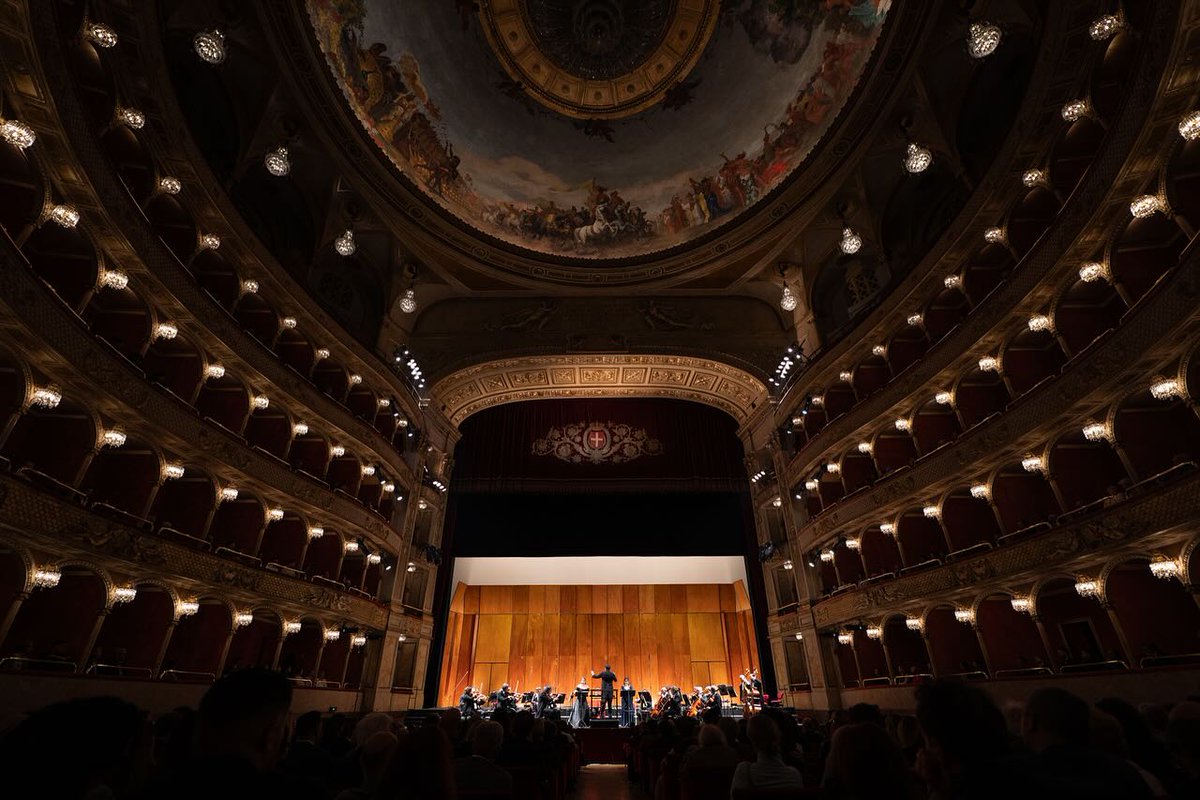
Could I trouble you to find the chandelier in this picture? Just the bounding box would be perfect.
[978,355,999,372]
[98,269,129,290]
[283,620,302,636]
[112,586,137,604]
[1149,377,1182,400]
[904,142,933,174]
[157,176,182,195]
[177,600,200,617]
[199,233,221,250]
[1078,262,1109,283]
[905,616,923,632]
[970,483,990,500]
[1088,15,1123,41]
[234,611,253,628]
[779,284,798,312]
[839,227,863,255]
[1060,100,1089,123]
[879,523,895,535]
[115,107,145,129]
[865,626,882,640]
[0,118,36,149]
[1179,111,1200,141]
[837,631,853,646]
[194,30,226,64]
[83,22,118,48]
[400,288,418,314]
[1149,556,1180,580]
[32,567,61,589]
[1010,596,1032,614]
[29,385,63,409]
[264,146,291,177]
[351,634,368,648]
[1022,169,1045,188]
[1129,195,1164,219]
[102,428,127,448]
[335,229,356,256]
[954,608,975,624]
[967,22,1001,59]
[1073,579,1099,599]
[48,204,80,228]
[324,628,341,641]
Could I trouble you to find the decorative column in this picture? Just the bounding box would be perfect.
[920,628,938,677]
[1101,599,1136,667]
[971,620,995,677]
[0,591,30,652]
[1033,615,1061,671]
[213,624,237,677]
[152,620,178,676]
[76,606,110,674]
[877,634,896,682]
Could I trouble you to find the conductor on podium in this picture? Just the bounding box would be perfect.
[591,663,617,718]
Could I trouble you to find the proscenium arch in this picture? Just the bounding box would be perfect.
[431,354,769,430]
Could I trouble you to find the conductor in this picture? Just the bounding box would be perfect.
[591,663,617,718]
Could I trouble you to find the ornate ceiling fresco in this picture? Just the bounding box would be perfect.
[305,0,888,261]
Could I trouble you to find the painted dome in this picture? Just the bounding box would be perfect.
[306,0,888,261]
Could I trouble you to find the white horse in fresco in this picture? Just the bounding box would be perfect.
[574,204,614,248]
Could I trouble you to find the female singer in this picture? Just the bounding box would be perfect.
[619,677,636,727]
[569,677,590,728]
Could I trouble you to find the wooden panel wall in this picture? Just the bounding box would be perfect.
[438,582,759,705]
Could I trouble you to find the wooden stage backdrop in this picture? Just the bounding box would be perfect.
[437,582,759,706]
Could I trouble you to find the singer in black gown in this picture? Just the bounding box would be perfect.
[619,678,636,727]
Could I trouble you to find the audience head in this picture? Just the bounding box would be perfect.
[511,710,535,741]
[847,702,883,727]
[915,679,1010,770]
[197,668,292,771]
[379,724,455,800]
[469,720,505,761]
[354,712,394,747]
[360,730,398,792]
[293,710,322,742]
[746,714,782,757]
[1022,687,1090,751]
[826,722,915,800]
[718,717,739,746]
[698,724,727,748]
[1168,701,1200,778]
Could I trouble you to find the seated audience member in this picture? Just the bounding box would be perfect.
[730,714,804,794]
[915,678,1040,799]
[335,731,398,800]
[846,703,883,727]
[1090,709,1168,798]
[376,724,455,800]
[282,710,337,788]
[680,723,742,779]
[0,696,146,799]
[498,710,545,767]
[1167,701,1200,799]
[453,719,513,795]
[1096,696,1183,793]
[1022,687,1152,800]
[823,722,919,800]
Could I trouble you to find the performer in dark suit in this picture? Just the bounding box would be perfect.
[619,677,636,727]
[496,683,517,713]
[459,686,478,717]
[706,684,722,714]
[536,685,556,719]
[591,663,617,718]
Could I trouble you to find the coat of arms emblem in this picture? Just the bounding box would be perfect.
[533,421,662,464]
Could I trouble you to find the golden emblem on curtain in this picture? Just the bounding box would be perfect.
[533,421,662,464]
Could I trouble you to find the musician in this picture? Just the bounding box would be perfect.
[569,677,590,728]
[591,662,617,718]
[665,685,683,718]
[537,685,556,719]
[497,683,517,713]
[459,686,479,717]
[706,684,722,714]
[619,677,636,727]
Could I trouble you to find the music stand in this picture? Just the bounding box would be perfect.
[637,690,653,708]
[553,693,566,704]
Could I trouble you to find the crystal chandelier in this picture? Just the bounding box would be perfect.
[904,142,932,173]
[335,229,356,256]
[1021,455,1045,473]
[905,616,923,632]
[893,418,910,432]
[1149,377,1182,400]
[1082,421,1111,442]
[954,608,975,624]
[819,550,834,563]
[871,344,886,357]
[162,463,185,480]
[97,269,129,290]
[292,421,309,436]
[344,540,360,553]
[944,274,962,289]
[240,279,259,294]
[983,227,1005,244]
[29,385,63,409]
[934,390,953,405]
[193,30,226,64]
[810,395,824,407]
[1088,15,1123,41]
[220,486,239,502]
[1061,100,1089,123]
[922,504,941,520]
[112,586,137,604]
[308,526,325,539]
[268,507,285,521]
[83,22,118,48]
[324,627,341,641]
[234,611,253,628]
[381,482,396,494]
[177,599,200,616]
[102,428,127,448]
[1022,169,1045,188]
[857,441,872,454]
[1078,262,1109,283]
[264,146,290,177]
[779,284,797,311]
[115,107,145,129]
[1129,195,1163,218]
[280,316,297,329]
[978,356,999,372]
[314,348,330,360]
[251,394,269,409]
[804,479,819,491]
[838,369,853,383]
[839,227,863,255]
[1179,111,1200,141]
[1010,596,1032,613]
[329,444,345,457]
[906,312,923,327]
[970,483,990,500]
[48,204,80,228]
[361,465,376,477]
[967,22,1001,59]
[844,537,861,550]
[367,552,383,564]
[1073,579,1099,599]
[1027,314,1052,332]
[865,626,882,640]
[200,233,221,250]
[879,523,895,535]
[152,322,178,340]
[158,176,182,195]
[283,620,302,635]
[32,567,62,589]
[351,634,368,648]
[0,118,36,149]
[825,462,841,474]
[348,374,363,385]
[837,631,853,646]
[1149,557,1180,580]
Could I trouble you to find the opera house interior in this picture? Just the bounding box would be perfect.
[1,0,1199,798]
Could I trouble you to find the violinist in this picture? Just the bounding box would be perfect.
[459,685,479,717]
[706,684,723,715]
[665,685,683,718]
[497,683,517,713]
[537,685,557,719]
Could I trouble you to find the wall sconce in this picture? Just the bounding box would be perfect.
[31,566,61,589]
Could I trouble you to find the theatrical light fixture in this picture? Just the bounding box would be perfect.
[162,463,185,480]
[893,418,911,432]
[314,348,330,361]
[1010,596,1032,613]
[291,421,309,436]
[905,616,923,632]
[234,611,253,628]
[220,486,239,503]
[283,620,302,636]
[1073,579,1099,599]
[857,441,873,454]
[351,634,367,648]
[280,316,298,330]
[98,269,129,290]
[794,632,803,641]
[943,274,962,289]
[48,204,80,228]
[378,398,391,408]
[152,322,178,340]
[199,233,221,250]
[782,560,794,570]
[400,288,418,314]
[825,462,841,474]
[1082,421,1112,442]
[771,496,783,508]
[904,142,932,173]
[819,550,834,563]
[193,29,226,64]
[983,227,1005,244]
[158,176,182,195]
[112,586,137,604]
[871,344,886,357]
[1149,557,1181,580]
[934,391,953,405]
[967,22,1001,59]
[978,356,999,372]
[1150,377,1182,401]
[838,370,853,383]
[264,146,290,177]
[804,479,819,491]
[398,634,407,642]
[334,229,356,256]
[406,562,417,572]
[323,628,341,642]
[251,394,270,410]
[1061,100,1089,122]
[344,540,360,553]
[1027,315,1052,333]
[367,553,383,565]
[268,507,285,521]
[922,505,942,520]
[240,279,259,294]
[1022,169,1045,188]
[837,631,853,646]
[330,444,346,457]
[779,283,798,312]
[1021,455,1045,473]
[349,374,363,385]
[381,482,396,493]
[880,523,896,535]
[844,537,861,551]
[362,465,376,477]
[1089,14,1123,41]
[1179,111,1200,141]
[32,567,62,589]
[83,21,118,48]
[177,600,200,617]
[308,526,325,539]
[102,428,127,448]
[810,395,825,407]
[29,385,63,409]
[970,484,990,500]
[1078,262,1109,283]
[417,498,429,510]
[0,118,36,149]
[840,227,863,255]
[115,107,145,129]
[906,312,924,327]
[954,608,976,624]
[865,626,882,640]
[1130,195,1164,218]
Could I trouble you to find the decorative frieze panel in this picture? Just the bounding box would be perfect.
[810,472,1200,627]
[433,354,767,427]
[0,474,387,628]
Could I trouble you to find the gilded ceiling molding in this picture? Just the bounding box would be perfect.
[431,354,768,428]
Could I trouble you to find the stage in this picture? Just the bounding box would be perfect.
[574,724,632,764]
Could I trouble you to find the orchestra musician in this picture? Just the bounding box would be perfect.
[591,663,617,718]
[739,668,763,714]
[496,683,517,713]
[706,684,723,714]
[619,677,636,727]
[536,685,557,719]
[459,686,479,717]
